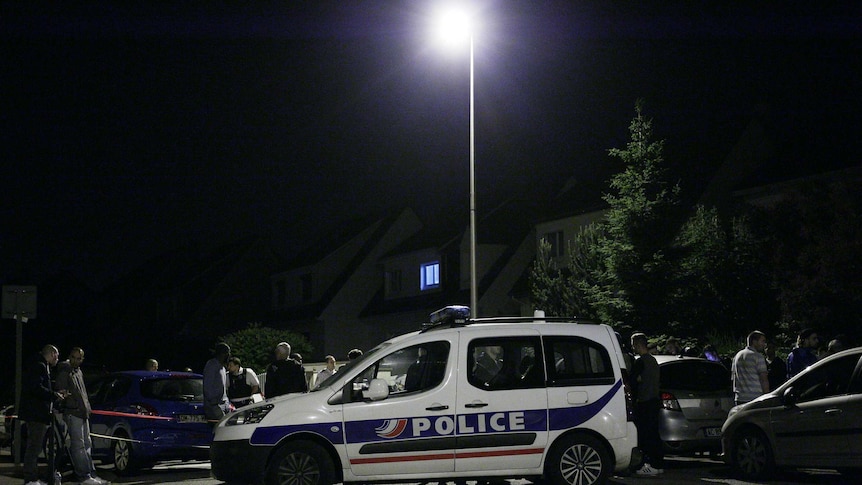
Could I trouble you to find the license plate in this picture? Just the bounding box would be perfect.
[177,414,207,423]
[705,427,722,437]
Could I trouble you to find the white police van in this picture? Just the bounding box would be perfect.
[211,306,639,485]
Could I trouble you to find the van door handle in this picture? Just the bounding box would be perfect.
[465,402,488,408]
[825,408,842,416]
[426,404,449,411]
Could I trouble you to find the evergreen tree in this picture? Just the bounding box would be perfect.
[768,179,862,342]
[671,205,777,338]
[596,101,682,332]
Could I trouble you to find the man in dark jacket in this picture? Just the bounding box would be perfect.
[203,342,232,422]
[264,342,307,398]
[19,344,64,485]
[787,328,819,379]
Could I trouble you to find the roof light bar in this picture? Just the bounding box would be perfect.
[429,305,470,325]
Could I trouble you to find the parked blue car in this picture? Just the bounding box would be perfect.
[88,371,212,474]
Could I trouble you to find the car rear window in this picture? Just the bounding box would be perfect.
[141,378,204,401]
[660,361,730,392]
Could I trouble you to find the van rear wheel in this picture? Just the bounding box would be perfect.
[266,440,334,485]
[546,434,610,485]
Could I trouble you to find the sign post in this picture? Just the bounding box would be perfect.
[2,285,37,466]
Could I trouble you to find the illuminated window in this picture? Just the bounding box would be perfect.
[420,261,440,290]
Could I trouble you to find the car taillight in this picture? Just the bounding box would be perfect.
[661,391,681,411]
[131,403,159,416]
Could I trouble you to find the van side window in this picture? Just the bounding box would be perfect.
[544,336,614,387]
[468,337,544,391]
[348,341,450,401]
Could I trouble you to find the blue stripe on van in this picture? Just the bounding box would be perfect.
[548,380,622,430]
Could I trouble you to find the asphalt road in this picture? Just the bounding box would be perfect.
[0,449,854,485]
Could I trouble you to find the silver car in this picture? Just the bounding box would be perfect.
[722,346,862,480]
[654,355,734,453]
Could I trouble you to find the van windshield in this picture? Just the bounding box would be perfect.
[311,343,388,391]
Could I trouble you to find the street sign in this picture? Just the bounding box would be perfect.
[2,285,37,319]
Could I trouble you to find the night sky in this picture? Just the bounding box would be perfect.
[2,1,860,290]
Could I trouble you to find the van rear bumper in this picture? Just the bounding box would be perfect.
[211,439,271,484]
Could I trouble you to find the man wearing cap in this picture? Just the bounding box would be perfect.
[264,342,307,398]
[203,342,232,422]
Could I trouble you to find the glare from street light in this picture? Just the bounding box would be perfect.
[433,5,473,48]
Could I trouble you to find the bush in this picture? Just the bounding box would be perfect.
[219,323,313,373]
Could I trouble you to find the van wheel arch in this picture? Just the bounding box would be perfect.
[267,433,343,484]
[545,430,613,485]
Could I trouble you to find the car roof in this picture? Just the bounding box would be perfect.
[111,370,203,378]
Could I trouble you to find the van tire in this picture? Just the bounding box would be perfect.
[266,440,335,485]
[546,434,610,485]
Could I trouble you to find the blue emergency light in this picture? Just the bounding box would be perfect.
[429,305,470,325]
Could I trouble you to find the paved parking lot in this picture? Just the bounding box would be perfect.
[0,448,853,485]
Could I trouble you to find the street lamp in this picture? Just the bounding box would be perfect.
[434,6,478,318]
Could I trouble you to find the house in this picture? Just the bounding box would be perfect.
[270,201,540,360]
[95,238,280,370]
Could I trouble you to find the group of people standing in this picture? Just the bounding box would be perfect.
[202,341,308,422]
[730,327,838,407]
[19,345,109,485]
[628,327,843,478]
[202,342,365,422]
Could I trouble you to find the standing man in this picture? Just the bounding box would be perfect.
[314,355,337,389]
[630,333,664,476]
[731,331,770,405]
[55,347,109,485]
[787,328,819,379]
[20,345,65,485]
[203,342,232,422]
[264,342,307,398]
[227,357,261,408]
[765,344,786,392]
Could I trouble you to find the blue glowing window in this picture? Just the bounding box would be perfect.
[420,262,440,290]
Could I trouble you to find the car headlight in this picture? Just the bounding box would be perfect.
[225,404,274,426]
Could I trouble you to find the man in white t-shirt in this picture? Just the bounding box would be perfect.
[731,330,770,405]
[315,355,337,389]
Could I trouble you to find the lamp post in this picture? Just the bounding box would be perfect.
[435,6,478,318]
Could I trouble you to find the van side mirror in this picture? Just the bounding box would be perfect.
[782,386,798,406]
[363,378,390,401]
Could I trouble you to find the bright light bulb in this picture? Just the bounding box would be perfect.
[434,5,472,47]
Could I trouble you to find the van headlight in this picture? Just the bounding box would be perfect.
[225,404,274,426]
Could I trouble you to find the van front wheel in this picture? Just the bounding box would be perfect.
[546,434,610,485]
[266,440,334,485]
